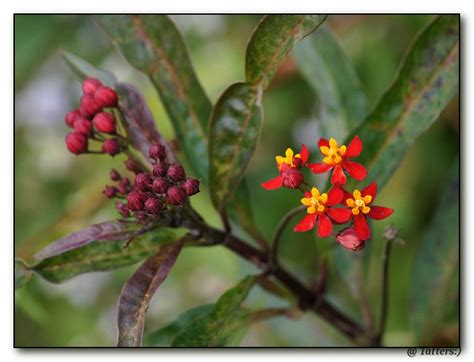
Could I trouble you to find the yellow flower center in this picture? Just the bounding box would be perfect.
[275,148,301,171]
[301,187,328,214]
[320,138,347,165]
[346,189,372,215]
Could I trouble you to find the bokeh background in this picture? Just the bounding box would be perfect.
[14,15,459,347]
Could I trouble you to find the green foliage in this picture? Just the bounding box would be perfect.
[410,161,459,344]
[117,239,185,347]
[61,50,116,86]
[15,258,32,290]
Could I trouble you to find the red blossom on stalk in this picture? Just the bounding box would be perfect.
[307,136,367,186]
[342,182,394,240]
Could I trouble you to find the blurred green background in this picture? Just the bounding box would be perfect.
[14,15,459,347]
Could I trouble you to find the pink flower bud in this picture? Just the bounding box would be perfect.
[116,202,130,218]
[151,177,168,194]
[93,112,116,134]
[94,86,118,108]
[152,163,167,177]
[82,77,102,95]
[102,138,120,156]
[166,186,186,205]
[336,227,365,251]
[149,144,166,161]
[281,167,303,189]
[182,178,200,196]
[65,132,88,155]
[134,173,152,191]
[73,117,93,136]
[167,164,186,182]
[65,109,81,128]
[110,169,121,181]
[127,191,147,211]
[118,178,131,195]
[144,197,162,215]
[80,94,102,117]
[102,186,118,199]
[125,158,144,174]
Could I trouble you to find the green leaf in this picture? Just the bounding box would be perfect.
[15,258,32,290]
[96,15,211,181]
[348,15,459,191]
[245,15,327,90]
[61,50,116,86]
[294,27,368,141]
[144,304,215,346]
[208,82,262,213]
[117,238,185,347]
[171,275,256,347]
[410,161,459,344]
[31,227,181,284]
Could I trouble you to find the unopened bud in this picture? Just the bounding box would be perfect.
[151,177,168,194]
[118,178,131,195]
[94,86,118,108]
[336,227,365,251]
[281,167,304,189]
[103,186,118,199]
[167,164,186,182]
[125,158,145,174]
[65,109,81,128]
[166,186,186,205]
[134,173,152,191]
[116,202,130,218]
[127,191,147,211]
[182,178,200,196]
[149,144,166,161]
[82,77,102,95]
[93,112,116,134]
[152,163,167,177]
[102,138,120,156]
[65,132,88,155]
[110,169,122,181]
[80,94,102,117]
[73,117,93,136]
[144,197,163,215]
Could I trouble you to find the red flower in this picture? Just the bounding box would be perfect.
[307,136,367,186]
[342,182,394,240]
[261,145,309,190]
[294,186,352,238]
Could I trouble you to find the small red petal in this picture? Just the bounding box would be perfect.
[354,214,371,240]
[327,186,343,206]
[308,162,332,174]
[300,144,309,163]
[294,214,317,232]
[362,181,377,200]
[331,165,347,185]
[318,138,329,150]
[368,206,394,220]
[343,160,367,180]
[345,135,363,158]
[261,175,283,190]
[317,214,333,238]
[341,188,353,205]
[326,207,352,224]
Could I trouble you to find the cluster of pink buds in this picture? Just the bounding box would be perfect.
[64,77,124,156]
[103,144,200,221]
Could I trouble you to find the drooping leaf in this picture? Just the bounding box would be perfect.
[117,238,185,347]
[294,27,368,141]
[208,82,262,213]
[61,50,116,86]
[34,220,143,260]
[116,82,175,163]
[144,304,215,346]
[15,258,32,290]
[245,15,327,90]
[31,227,181,284]
[410,161,459,344]
[96,15,211,180]
[347,15,459,191]
[171,275,256,347]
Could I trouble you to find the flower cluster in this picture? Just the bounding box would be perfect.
[64,77,123,156]
[261,135,394,251]
[103,144,200,222]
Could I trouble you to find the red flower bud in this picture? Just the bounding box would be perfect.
[134,173,152,191]
[127,191,147,211]
[73,117,93,136]
[182,178,200,196]
[80,94,102,117]
[144,197,163,215]
[149,144,166,161]
[103,186,118,199]
[94,86,118,108]
[125,158,145,174]
[336,227,365,251]
[151,177,168,194]
[93,112,116,134]
[152,163,167,177]
[82,77,102,95]
[281,167,304,189]
[65,132,88,155]
[118,178,131,195]
[65,109,81,128]
[110,169,122,181]
[102,138,120,156]
[167,164,186,182]
[166,186,187,205]
[116,202,130,218]
[293,157,303,168]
